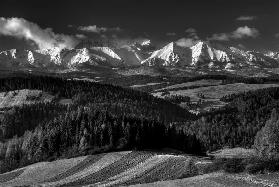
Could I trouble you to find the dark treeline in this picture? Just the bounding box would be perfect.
[0,106,201,173]
[103,73,279,88]
[0,102,67,140]
[180,86,279,151]
[2,73,279,173]
[0,74,199,173]
[164,95,191,104]
[0,75,193,122]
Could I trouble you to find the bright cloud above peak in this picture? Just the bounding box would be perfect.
[176,38,199,47]
[175,27,199,47]
[232,26,259,39]
[0,17,78,51]
[236,16,257,21]
[208,26,259,41]
[77,25,122,34]
[185,28,197,34]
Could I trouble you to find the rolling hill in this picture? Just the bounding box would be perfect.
[0,151,200,186]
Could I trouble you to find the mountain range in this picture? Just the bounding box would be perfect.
[0,40,279,74]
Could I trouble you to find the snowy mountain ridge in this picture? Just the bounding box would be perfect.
[0,40,279,72]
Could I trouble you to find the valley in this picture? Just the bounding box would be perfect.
[153,81,279,113]
[0,73,278,187]
[1,1,279,186]
[0,25,279,187]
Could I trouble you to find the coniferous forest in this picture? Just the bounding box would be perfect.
[0,74,198,173]
[1,74,279,173]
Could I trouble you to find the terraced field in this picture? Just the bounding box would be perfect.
[0,151,198,187]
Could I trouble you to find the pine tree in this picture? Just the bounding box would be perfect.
[254,108,279,159]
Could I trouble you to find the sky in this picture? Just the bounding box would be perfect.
[0,0,279,51]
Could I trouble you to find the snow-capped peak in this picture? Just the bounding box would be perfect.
[141,40,151,46]
[265,51,279,60]
[37,47,63,64]
[0,38,279,73]
[91,47,122,61]
[27,51,35,64]
[69,48,91,66]
[0,49,36,65]
[190,41,206,64]
[10,49,17,59]
[190,41,230,65]
[142,42,192,66]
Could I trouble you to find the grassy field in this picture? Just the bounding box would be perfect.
[0,151,199,187]
[154,79,223,92]
[208,148,257,159]
[154,83,279,101]
[0,89,54,109]
[0,89,74,109]
[130,172,279,187]
[1,150,278,187]
[153,82,279,113]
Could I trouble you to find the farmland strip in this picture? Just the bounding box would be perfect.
[44,151,130,186]
[120,156,186,185]
[44,154,104,183]
[0,168,25,183]
[62,151,154,187]
[100,155,171,186]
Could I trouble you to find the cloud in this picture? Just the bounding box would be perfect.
[0,17,78,50]
[231,26,259,39]
[209,33,230,41]
[175,27,200,47]
[75,34,87,39]
[185,28,196,33]
[184,27,199,40]
[275,33,279,38]
[78,25,107,33]
[208,26,259,41]
[176,38,199,47]
[77,25,122,33]
[237,44,246,49]
[111,37,150,48]
[236,16,257,21]
[166,32,176,36]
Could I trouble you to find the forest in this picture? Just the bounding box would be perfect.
[0,74,198,173]
[1,74,279,173]
[182,86,279,151]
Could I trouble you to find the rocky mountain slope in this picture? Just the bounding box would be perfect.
[0,40,278,74]
[143,41,279,71]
